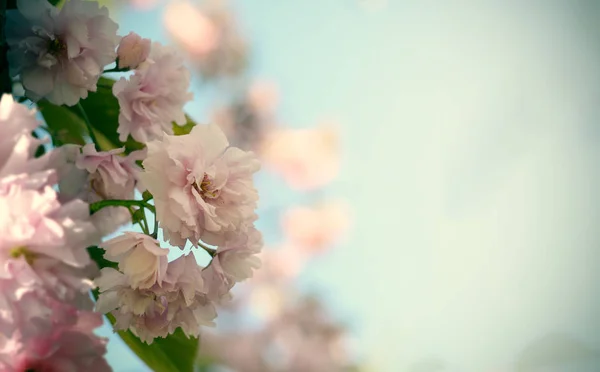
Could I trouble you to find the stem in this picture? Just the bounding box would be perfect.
[152,214,159,239]
[76,102,99,150]
[197,241,217,258]
[90,199,155,215]
[103,66,130,73]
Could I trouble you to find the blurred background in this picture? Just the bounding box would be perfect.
[97,0,600,371]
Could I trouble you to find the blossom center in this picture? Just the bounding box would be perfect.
[9,246,37,265]
[192,173,221,200]
[47,38,67,56]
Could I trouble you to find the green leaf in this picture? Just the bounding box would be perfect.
[142,190,154,201]
[104,313,199,372]
[172,115,196,136]
[37,101,87,146]
[87,246,118,270]
[72,77,145,154]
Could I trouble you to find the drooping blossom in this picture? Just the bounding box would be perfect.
[117,32,151,69]
[282,201,350,255]
[260,124,340,190]
[6,0,120,106]
[164,0,247,79]
[0,94,52,186]
[203,227,263,301]
[52,143,144,235]
[0,311,110,372]
[113,42,193,143]
[95,254,216,344]
[101,232,168,290]
[138,124,260,248]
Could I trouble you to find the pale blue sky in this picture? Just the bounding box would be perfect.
[103,1,600,371]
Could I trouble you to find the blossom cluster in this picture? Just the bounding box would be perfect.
[2,0,263,368]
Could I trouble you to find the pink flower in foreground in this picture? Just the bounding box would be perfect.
[53,144,143,235]
[260,124,340,190]
[203,227,263,301]
[0,94,51,185]
[114,42,192,143]
[101,232,168,290]
[95,254,215,344]
[6,0,120,105]
[0,311,110,372]
[0,183,97,275]
[139,124,260,248]
[117,32,151,69]
[282,201,350,255]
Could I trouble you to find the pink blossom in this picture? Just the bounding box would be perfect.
[95,254,215,344]
[113,42,193,143]
[101,232,168,290]
[138,124,260,248]
[203,227,263,301]
[117,32,151,69]
[282,201,350,255]
[52,144,144,235]
[0,183,98,275]
[6,0,120,106]
[0,258,96,339]
[0,94,51,185]
[164,0,247,79]
[260,124,340,190]
[75,144,142,201]
[0,311,110,372]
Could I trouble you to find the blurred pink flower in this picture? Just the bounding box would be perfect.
[139,124,260,248]
[282,201,351,255]
[0,94,51,184]
[214,81,279,151]
[0,183,97,276]
[114,42,192,143]
[129,0,161,10]
[6,0,120,106]
[260,124,340,190]
[1,311,110,372]
[164,1,219,56]
[102,232,168,290]
[164,0,247,79]
[117,32,151,69]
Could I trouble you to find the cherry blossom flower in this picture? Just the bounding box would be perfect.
[260,124,340,190]
[117,32,151,69]
[0,311,110,372]
[203,227,263,301]
[52,144,144,235]
[95,254,216,344]
[0,94,52,185]
[0,183,98,276]
[213,81,279,151]
[164,0,247,79]
[101,232,168,290]
[6,0,120,106]
[282,201,350,255]
[113,42,193,143]
[138,124,260,248]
